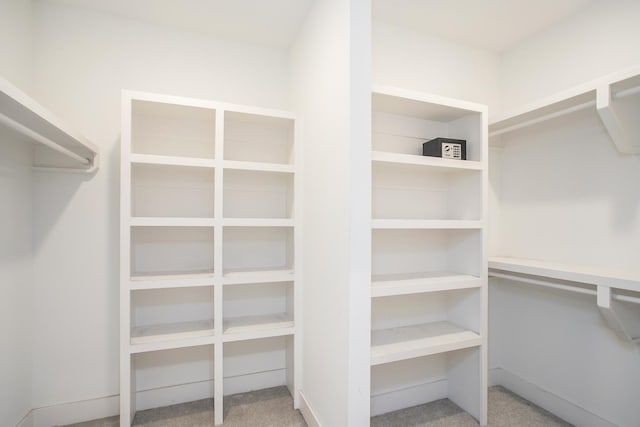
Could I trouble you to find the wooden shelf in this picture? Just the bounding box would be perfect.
[129,271,215,290]
[372,150,482,171]
[489,256,640,292]
[130,320,215,353]
[0,75,99,171]
[372,219,483,229]
[372,272,482,298]
[130,153,215,168]
[222,314,293,342]
[371,321,481,366]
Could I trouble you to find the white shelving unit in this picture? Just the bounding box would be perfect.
[370,87,488,424]
[0,74,99,172]
[120,91,299,426]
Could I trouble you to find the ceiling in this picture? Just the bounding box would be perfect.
[48,0,595,52]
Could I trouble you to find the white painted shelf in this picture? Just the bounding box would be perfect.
[489,66,640,154]
[223,159,294,173]
[370,86,487,424]
[372,272,482,298]
[130,153,216,168]
[131,320,215,345]
[489,256,640,292]
[0,75,99,171]
[130,217,215,227]
[121,90,299,426]
[371,219,483,229]
[222,268,295,285]
[371,321,481,366]
[222,314,294,341]
[372,150,482,171]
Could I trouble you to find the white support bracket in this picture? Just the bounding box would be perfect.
[597,286,640,344]
[596,84,640,154]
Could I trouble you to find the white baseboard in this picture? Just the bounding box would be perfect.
[23,369,286,427]
[489,367,616,427]
[299,391,321,427]
[370,379,448,417]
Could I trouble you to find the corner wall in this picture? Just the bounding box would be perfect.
[0,2,34,426]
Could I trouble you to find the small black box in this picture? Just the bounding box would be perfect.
[423,138,466,160]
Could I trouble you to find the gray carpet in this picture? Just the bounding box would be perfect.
[66,385,572,427]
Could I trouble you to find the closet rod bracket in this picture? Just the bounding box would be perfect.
[596,84,640,154]
[596,285,640,344]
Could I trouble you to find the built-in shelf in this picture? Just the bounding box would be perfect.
[371,321,481,366]
[129,271,215,290]
[223,159,295,173]
[371,219,483,229]
[223,314,293,338]
[489,66,640,154]
[222,268,295,285]
[222,218,294,227]
[372,272,482,298]
[131,320,215,345]
[372,150,483,171]
[0,75,99,171]
[129,153,215,168]
[489,256,640,292]
[129,217,215,227]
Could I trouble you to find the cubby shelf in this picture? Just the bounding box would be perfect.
[121,90,299,426]
[130,153,216,168]
[0,75,99,172]
[371,321,482,366]
[370,87,487,424]
[372,273,482,298]
[371,219,483,229]
[131,320,215,346]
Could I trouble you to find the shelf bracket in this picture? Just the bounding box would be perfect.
[597,286,640,344]
[596,84,640,154]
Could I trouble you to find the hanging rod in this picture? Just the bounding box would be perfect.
[489,271,640,305]
[0,111,90,165]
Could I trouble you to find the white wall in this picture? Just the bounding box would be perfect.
[0,132,34,427]
[0,2,34,426]
[490,2,640,426]
[30,0,291,413]
[0,0,33,89]
[290,0,371,425]
[373,21,501,118]
[500,0,640,112]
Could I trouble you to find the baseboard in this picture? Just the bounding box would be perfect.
[23,369,286,427]
[489,367,616,427]
[370,378,448,417]
[299,391,321,427]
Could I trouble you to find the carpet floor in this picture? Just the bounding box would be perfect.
[65,385,572,427]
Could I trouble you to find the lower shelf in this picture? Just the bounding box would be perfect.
[372,272,481,297]
[371,321,481,366]
[223,314,294,342]
[130,320,215,353]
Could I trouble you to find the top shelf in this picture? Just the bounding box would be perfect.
[0,75,99,172]
[489,66,640,154]
[489,256,640,292]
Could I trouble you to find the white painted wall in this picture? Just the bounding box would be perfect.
[0,132,34,427]
[373,20,501,119]
[290,0,371,425]
[500,0,640,112]
[490,2,640,425]
[0,2,34,427]
[30,0,291,413]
